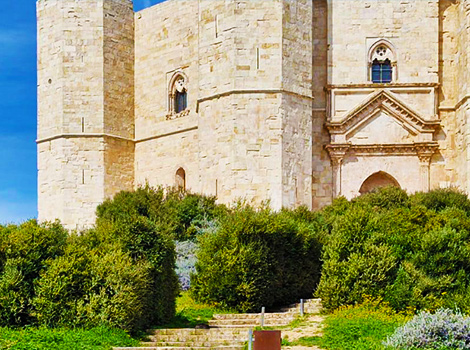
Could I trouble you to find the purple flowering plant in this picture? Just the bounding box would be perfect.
[384,308,470,349]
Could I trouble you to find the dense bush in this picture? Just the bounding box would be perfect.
[33,238,154,332]
[33,217,180,332]
[316,186,470,313]
[191,204,322,312]
[0,220,67,327]
[384,308,470,349]
[96,186,224,240]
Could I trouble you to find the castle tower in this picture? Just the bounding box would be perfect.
[37,0,135,229]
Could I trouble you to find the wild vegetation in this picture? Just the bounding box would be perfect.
[2,185,470,348]
[191,204,322,312]
[316,187,470,314]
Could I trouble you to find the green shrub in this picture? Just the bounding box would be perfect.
[316,187,470,313]
[0,220,67,326]
[33,239,154,332]
[33,216,179,333]
[314,298,408,350]
[191,204,322,312]
[95,217,180,325]
[96,185,224,240]
[410,187,470,214]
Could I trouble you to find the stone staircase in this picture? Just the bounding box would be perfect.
[113,299,322,350]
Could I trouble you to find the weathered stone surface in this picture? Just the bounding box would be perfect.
[37,0,470,228]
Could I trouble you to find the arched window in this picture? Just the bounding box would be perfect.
[368,41,396,84]
[176,168,186,190]
[359,171,400,195]
[168,72,189,118]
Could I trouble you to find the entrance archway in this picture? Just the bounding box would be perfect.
[359,171,400,195]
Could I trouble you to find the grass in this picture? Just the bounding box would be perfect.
[0,326,138,350]
[155,291,235,329]
[306,298,409,350]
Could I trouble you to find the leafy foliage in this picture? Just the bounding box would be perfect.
[311,298,408,350]
[316,187,470,313]
[33,238,154,332]
[0,326,138,350]
[0,221,67,327]
[33,216,180,333]
[191,204,322,312]
[384,308,470,349]
[96,186,225,241]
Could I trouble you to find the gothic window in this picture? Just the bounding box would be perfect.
[168,72,189,119]
[176,168,186,190]
[368,41,396,84]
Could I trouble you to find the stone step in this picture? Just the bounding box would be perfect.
[212,312,295,320]
[151,328,249,336]
[114,300,323,349]
[142,340,245,347]
[208,320,293,328]
[150,334,247,342]
[208,323,289,328]
[114,347,244,350]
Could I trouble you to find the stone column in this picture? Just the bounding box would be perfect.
[327,145,350,198]
[416,143,438,192]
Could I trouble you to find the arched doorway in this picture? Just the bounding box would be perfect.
[359,171,400,195]
[175,168,186,190]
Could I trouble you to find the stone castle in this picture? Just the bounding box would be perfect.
[37,0,470,229]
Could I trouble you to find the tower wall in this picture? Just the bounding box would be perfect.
[280,0,314,209]
[134,0,200,191]
[196,0,285,208]
[37,0,134,229]
[328,0,439,85]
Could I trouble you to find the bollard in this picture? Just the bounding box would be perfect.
[248,329,253,350]
[260,307,265,327]
[300,299,304,317]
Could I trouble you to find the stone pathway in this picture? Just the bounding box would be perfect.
[113,299,323,350]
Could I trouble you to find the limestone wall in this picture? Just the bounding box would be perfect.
[38,138,106,229]
[280,0,313,208]
[197,0,285,208]
[328,0,439,85]
[312,0,333,208]
[37,0,135,229]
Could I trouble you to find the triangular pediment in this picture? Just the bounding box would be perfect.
[326,90,439,136]
[346,109,415,144]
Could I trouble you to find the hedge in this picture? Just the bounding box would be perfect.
[191,204,322,312]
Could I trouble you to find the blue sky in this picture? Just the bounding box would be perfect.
[0,0,163,224]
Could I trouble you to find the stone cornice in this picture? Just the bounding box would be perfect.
[326,142,439,158]
[37,126,199,144]
[326,90,440,135]
[196,89,313,111]
[326,82,439,90]
[36,133,133,144]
